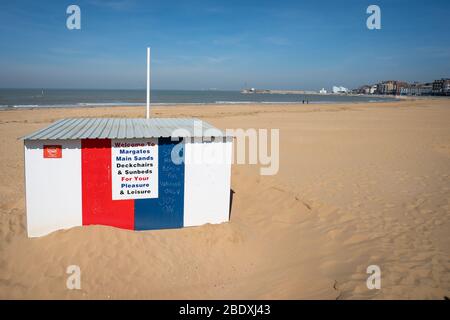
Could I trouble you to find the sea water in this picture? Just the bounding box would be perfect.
[0,88,396,109]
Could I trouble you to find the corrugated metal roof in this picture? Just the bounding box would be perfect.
[22,118,231,140]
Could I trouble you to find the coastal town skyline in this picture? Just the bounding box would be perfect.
[241,77,450,96]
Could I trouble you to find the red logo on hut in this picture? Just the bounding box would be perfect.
[43,145,62,158]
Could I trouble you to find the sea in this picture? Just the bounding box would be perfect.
[0,89,396,109]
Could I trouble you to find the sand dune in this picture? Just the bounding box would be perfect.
[0,99,449,299]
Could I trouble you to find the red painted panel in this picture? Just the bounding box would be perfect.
[82,139,134,230]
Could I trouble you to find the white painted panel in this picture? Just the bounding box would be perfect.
[183,139,232,227]
[24,140,82,237]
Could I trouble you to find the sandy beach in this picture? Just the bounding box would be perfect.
[0,98,449,299]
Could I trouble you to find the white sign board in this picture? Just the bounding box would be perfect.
[111,139,158,200]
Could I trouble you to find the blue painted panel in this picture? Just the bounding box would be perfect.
[134,138,185,230]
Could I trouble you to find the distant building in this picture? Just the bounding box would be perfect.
[432,79,443,94]
[356,85,371,94]
[376,80,408,95]
[400,86,410,95]
[409,82,420,96]
[319,88,327,94]
[356,85,377,94]
[395,81,409,95]
[421,83,433,95]
[332,86,349,94]
[377,81,395,95]
[432,78,450,95]
[445,81,450,95]
[408,82,433,96]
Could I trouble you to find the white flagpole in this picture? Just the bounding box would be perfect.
[146,47,151,119]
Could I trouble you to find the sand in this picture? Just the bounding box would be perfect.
[0,98,449,299]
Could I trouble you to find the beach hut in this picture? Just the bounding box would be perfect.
[22,118,233,237]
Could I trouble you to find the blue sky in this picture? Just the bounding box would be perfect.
[0,0,449,90]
